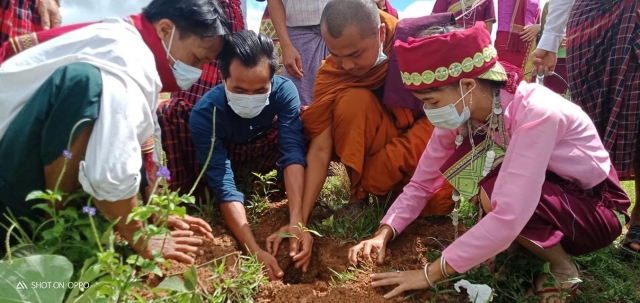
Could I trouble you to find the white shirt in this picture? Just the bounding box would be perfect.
[0,18,162,202]
[537,0,575,52]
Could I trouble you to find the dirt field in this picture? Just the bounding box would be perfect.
[143,200,471,302]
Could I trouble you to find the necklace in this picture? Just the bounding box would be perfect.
[459,0,478,28]
[451,87,507,239]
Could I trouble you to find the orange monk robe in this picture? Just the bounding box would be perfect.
[301,11,454,216]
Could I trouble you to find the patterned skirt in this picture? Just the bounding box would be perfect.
[566,0,640,180]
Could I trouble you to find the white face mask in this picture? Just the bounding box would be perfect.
[162,26,203,90]
[423,82,475,130]
[225,85,270,119]
[373,41,387,67]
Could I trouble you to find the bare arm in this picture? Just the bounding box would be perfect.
[93,196,143,243]
[283,164,306,226]
[485,21,493,34]
[300,127,333,224]
[267,0,292,47]
[220,201,261,253]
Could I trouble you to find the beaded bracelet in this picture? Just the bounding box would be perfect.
[423,262,434,288]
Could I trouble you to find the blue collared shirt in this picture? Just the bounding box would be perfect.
[190,75,306,204]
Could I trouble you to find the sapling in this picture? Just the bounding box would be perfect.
[277,222,323,239]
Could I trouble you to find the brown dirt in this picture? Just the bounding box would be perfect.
[145,201,469,302]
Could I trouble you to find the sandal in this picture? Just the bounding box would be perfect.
[529,273,581,303]
[532,281,580,297]
[621,224,640,256]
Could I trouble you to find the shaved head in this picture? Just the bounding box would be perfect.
[320,0,381,39]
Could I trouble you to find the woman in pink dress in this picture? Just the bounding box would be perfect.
[431,0,495,32]
[348,22,630,302]
[495,0,541,82]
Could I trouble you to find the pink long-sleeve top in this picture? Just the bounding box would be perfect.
[380,82,611,273]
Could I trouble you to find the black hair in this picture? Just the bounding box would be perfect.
[142,0,230,39]
[320,0,380,39]
[217,30,279,79]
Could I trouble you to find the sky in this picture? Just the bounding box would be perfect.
[60,0,549,39]
[60,0,441,28]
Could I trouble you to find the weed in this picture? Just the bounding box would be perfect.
[205,254,268,302]
[317,162,350,211]
[311,196,388,243]
[328,265,367,286]
[188,190,223,226]
[245,170,278,227]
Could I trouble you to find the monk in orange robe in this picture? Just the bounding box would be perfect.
[301,0,454,213]
[264,0,455,275]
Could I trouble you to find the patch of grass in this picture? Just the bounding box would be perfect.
[311,198,388,243]
[317,162,350,211]
[204,254,268,303]
[454,181,640,303]
[621,181,636,206]
[328,265,367,286]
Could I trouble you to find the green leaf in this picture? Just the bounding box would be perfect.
[171,206,187,218]
[321,215,335,227]
[25,191,47,201]
[70,281,113,303]
[277,232,296,239]
[65,258,103,303]
[52,224,64,238]
[184,265,198,292]
[155,276,188,292]
[306,229,323,237]
[0,255,73,303]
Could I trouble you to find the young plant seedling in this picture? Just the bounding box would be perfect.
[277,222,323,239]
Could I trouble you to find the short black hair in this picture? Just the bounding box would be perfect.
[320,0,380,39]
[142,0,230,39]
[217,30,279,79]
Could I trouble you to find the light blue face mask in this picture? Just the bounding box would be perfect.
[162,26,203,90]
[373,42,387,67]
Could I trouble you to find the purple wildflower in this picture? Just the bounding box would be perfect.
[63,150,73,160]
[156,165,171,180]
[82,206,96,216]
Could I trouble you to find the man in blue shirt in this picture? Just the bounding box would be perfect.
[190,30,307,281]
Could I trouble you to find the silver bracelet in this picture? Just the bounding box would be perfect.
[423,262,434,288]
[380,224,398,241]
[440,257,450,279]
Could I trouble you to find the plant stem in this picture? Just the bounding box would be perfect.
[87,199,103,253]
[187,107,216,197]
[167,252,240,277]
[54,118,92,194]
[4,223,17,263]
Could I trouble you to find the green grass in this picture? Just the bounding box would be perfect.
[455,181,640,303]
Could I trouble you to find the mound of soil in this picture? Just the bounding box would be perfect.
[148,201,469,302]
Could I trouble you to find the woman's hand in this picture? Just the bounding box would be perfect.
[348,225,393,265]
[370,270,432,299]
[370,258,448,299]
[520,24,541,42]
